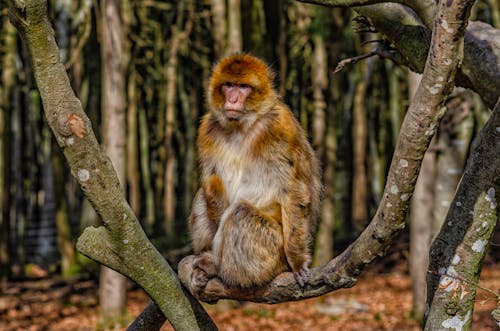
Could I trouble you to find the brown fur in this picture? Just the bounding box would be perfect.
[189,54,321,289]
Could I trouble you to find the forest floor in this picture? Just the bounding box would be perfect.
[0,263,498,331]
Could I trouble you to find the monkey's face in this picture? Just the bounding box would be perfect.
[220,82,252,120]
[208,54,277,127]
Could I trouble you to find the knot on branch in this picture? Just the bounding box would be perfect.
[55,98,87,139]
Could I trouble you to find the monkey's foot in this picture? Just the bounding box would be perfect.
[293,263,310,287]
[179,254,219,299]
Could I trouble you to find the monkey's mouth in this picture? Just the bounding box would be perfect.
[225,109,244,120]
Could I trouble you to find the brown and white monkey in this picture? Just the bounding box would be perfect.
[188,54,321,289]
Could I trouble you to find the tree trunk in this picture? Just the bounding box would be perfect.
[407,72,435,322]
[127,69,140,215]
[53,147,78,277]
[409,147,435,322]
[433,91,474,236]
[227,0,242,54]
[211,0,227,57]
[311,30,334,266]
[164,1,193,240]
[99,0,130,327]
[0,19,16,286]
[352,65,368,234]
[139,107,155,231]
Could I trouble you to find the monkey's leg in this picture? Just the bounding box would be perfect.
[213,201,288,288]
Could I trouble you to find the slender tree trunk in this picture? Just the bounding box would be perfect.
[388,63,404,145]
[127,69,140,216]
[311,31,334,266]
[164,1,193,240]
[247,0,268,58]
[408,72,434,322]
[352,66,368,233]
[409,147,435,321]
[211,0,227,57]
[139,107,155,230]
[0,19,16,286]
[227,0,242,54]
[99,0,130,327]
[433,91,474,236]
[178,74,198,220]
[163,25,181,240]
[11,80,24,272]
[53,147,78,276]
[278,1,288,96]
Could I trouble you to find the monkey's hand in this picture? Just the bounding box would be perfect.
[293,262,310,287]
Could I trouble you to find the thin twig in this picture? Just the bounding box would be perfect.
[333,51,377,73]
[333,48,398,73]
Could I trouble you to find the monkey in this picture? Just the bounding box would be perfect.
[188,54,321,290]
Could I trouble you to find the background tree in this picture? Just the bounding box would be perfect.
[98,0,130,327]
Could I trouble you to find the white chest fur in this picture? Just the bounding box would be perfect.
[213,138,282,209]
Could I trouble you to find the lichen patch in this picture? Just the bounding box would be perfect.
[471,239,487,253]
[485,187,497,209]
[77,169,90,182]
[441,311,471,331]
[440,19,454,34]
[390,185,399,194]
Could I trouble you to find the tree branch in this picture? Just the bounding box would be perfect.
[296,1,500,108]
[180,0,475,304]
[8,1,215,330]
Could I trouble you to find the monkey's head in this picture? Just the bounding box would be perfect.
[207,54,277,127]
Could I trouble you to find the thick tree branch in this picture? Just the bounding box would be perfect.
[425,98,499,330]
[360,4,500,109]
[8,1,215,330]
[180,0,475,303]
[297,1,500,108]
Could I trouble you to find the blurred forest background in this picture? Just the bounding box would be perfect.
[0,0,499,329]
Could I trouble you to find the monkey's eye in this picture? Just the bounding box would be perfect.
[222,82,235,88]
[239,83,251,89]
